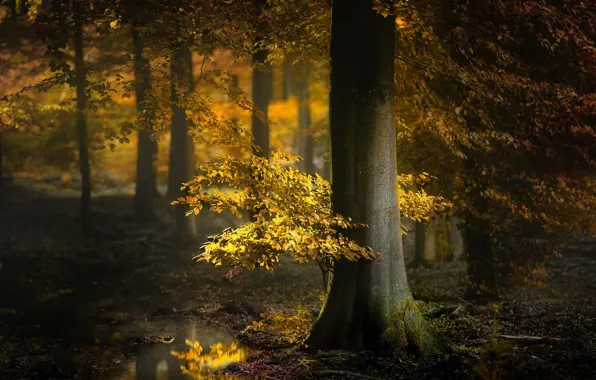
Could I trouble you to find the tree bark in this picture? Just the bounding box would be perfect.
[413,222,427,267]
[424,219,437,262]
[447,216,464,260]
[132,25,157,222]
[297,67,314,174]
[282,58,293,100]
[307,0,417,351]
[0,130,3,193]
[464,214,498,301]
[168,44,196,239]
[73,0,92,233]
[251,48,272,159]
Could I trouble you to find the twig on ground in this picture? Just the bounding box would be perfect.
[499,334,565,343]
[457,297,473,306]
[313,370,377,379]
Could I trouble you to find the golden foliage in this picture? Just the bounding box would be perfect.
[398,173,453,226]
[171,340,247,379]
[173,151,376,272]
[247,306,313,344]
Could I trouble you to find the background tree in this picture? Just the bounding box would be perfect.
[131,23,157,222]
[73,0,92,232]
[168,42,196,238]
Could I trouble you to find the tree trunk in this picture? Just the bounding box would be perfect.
[464,215,498,301]
[251,48,272,158]
[297,68,314,174]
[307,0,424,352]
[73,0,92,233]
[0,130,3,193]
[323,136,331,181]
[132,25,157,222]
[282,58,293,100]
[448,216,463,260]
[168,44,196,239]
[413,222,427,267]
[424,219,437,262]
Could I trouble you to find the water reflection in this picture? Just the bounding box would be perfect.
[113,322,257,380]
[171,340,247,379]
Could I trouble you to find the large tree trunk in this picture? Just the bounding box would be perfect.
[168,44,196,239]
[251,48,272,158]
[307,0,423,351]
[132,25,157,222]
[297,68,314,174]
[73,0,92,233]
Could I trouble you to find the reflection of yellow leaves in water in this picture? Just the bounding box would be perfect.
[171,340,246,379]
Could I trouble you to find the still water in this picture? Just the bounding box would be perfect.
[110,321,261,380]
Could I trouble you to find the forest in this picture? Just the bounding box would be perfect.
[1,0,596,379]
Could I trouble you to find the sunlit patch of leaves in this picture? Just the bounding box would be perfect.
[247,306,313,345]
[398,172,453,231]
[173,152,376,272]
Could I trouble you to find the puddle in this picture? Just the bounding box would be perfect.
[109,321,259,380]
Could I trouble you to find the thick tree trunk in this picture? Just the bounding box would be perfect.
[413,222,427,267]
[73,1,92,233]
[297,68,314,174]
[168,44,196,239]
[251,48,272,158]
[307,0,420,351]
[132,25,157,222]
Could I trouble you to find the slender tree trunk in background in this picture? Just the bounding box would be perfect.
[307,0,423,351]
[73,1,92,233]
[323,137,331,181]
[8,0,17,18]
[282,58,292,100]
[297,68,314,174]
[424,219,437,262]
[132,25,157,222]
[413,222,427,267]
[448,216,464,260]
[464,214,498,301]
[168,44,196,239]
[251,48,272,158]
[0,131,3,191]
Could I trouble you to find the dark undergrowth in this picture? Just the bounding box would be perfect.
[0,180,595,379]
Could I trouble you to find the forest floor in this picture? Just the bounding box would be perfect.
[0,179,595,379]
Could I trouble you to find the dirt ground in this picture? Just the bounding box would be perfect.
[0,180,595,379]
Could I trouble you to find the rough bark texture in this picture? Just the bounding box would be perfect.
[73,1,92,233]
[168,44,196,239]
[132,25,157,222]
[297,68,315,174]
[251,48,272,158]
[307,0,419,351]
